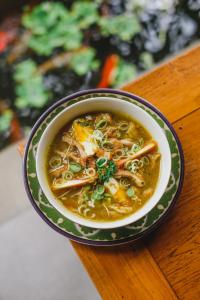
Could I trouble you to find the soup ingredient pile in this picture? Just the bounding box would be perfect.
[47,113,161,221]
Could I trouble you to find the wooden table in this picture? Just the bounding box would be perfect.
[71,44,200,300]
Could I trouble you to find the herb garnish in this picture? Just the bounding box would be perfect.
[96,158,117,183]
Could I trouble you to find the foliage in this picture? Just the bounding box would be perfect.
[0,110,13,133]
[22,2,68,35]
[140,52,154,70]
[70,48,100,76]
[14,60,49,108]
[99,15,141,41]
[22,2,142,56]
[112,59,137,87]
[14,2,141,108]
[71,1,99,29]
[22,2,83,55]
[96,159,117,183]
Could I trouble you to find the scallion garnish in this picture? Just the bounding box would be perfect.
[69,162,82,173]
[126,187,135,197]
[96,159,117,183]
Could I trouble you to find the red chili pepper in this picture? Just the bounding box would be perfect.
[0,31,15,53]
[97,54,119,88]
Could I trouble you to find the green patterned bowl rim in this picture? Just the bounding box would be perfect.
[23,88,184,246]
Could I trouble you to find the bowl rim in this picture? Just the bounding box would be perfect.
[35,96,171,229]
[23,88,184,245]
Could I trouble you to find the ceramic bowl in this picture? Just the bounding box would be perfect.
[36,94,171,229]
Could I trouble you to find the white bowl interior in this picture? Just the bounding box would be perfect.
[36,97,171,229]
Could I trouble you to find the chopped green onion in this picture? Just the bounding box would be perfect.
[91,191,103,201]
[95,119,107,129]
[101,140,113,150]
[125,160,133,170]
[115,149,125,157]
[62,171,73,181]
[93,130,104,141]
[69,162,82,173]
[95,185,105,195]
[126,187,135,197]
[85,168,96,177]
[118,121,129,131]
[120,178,130,188]
[141,156,150,165]
[130,143,141,153]
[96,157,108,168]
[83,193,89,201]
[49,156,62,168]
[125,159,140,173]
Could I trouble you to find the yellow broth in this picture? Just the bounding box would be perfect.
[46,112,160,221]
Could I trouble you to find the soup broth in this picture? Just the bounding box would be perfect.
[46,112,160,222]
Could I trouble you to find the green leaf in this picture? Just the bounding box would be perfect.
[95,185,105,195]
[99,15,141,41]
[112,59,137,87]
[0,110,13,133]
[91,191,103,201]
[22,2,68,34]
[70,48,100,76]
[14,60,37,81]
[14,60,50,109]
[22,2,83,55]
[71,2,99,29]
[140,52,154,70]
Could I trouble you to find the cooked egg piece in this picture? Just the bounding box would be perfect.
[73,122,98,156]
[104,178,131,205]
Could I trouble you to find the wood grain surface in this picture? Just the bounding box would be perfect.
[146,109,200,300]
[72,243,178,300]
[72,44,200,299]
[122,44,200,123]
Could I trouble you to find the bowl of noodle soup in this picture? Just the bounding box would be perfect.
[36,95,171,229]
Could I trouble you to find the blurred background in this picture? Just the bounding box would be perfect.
[0,0,200,150]
[0,1,199,299]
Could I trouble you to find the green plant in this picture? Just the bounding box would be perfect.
[99,15,141,41]
[70,48,100,76]
[22,2,83,55]
[0,110,13,133]
[112,59,137,87]
[14,60,50,108]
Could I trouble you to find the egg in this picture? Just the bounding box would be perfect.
[73,122,98,156]
[104,178,130,204]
